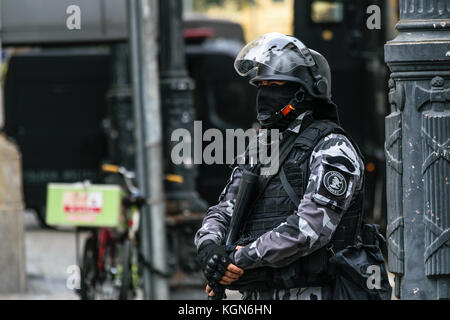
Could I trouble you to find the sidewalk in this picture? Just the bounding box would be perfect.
[0,210,236,300]
[0,211,80,300]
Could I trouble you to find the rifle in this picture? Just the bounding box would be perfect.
[208,166,259,300]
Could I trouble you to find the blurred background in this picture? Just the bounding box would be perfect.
[0,0,398,299]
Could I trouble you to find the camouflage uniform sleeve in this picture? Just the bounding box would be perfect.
[233,133,364,269]
[194,166,242,250]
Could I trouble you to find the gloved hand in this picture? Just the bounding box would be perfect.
[198,240,231,285]
[197,240,243,288]
[201,243,244,299]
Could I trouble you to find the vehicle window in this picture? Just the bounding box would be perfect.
[311,1,344,24]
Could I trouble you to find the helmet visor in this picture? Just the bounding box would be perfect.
[234,32,316,76]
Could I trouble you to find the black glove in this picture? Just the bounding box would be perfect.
[197,240,232,286]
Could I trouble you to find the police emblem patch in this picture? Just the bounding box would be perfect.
[323,170,347,196]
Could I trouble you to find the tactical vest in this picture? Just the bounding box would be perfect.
[234,119,365,290]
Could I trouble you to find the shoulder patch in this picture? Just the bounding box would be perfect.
[323,170,347,196]
[317,164,352,206]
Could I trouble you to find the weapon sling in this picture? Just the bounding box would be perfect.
[279,165,301,207]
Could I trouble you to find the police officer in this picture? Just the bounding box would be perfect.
[195,33,365,300]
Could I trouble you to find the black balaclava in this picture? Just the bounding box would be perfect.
[256,82,313,130]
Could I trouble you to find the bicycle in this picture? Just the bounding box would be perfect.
[77,164,145,300]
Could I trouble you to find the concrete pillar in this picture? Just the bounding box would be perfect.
[0,134,27,293]
[0,6,27,293]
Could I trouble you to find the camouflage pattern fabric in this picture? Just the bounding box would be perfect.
[194,112,364,300]
[241,286,333,300]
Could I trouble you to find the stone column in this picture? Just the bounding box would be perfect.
[384,0,450,300]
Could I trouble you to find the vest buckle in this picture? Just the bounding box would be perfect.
[326,243,335,256]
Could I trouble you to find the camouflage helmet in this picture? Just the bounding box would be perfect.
[234,32,332,101]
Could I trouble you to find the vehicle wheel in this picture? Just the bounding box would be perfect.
[80,236,98,300]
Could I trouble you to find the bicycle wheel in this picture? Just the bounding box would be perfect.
[80,236,98,300]
[119,239,136,300]
[97,231,121,300]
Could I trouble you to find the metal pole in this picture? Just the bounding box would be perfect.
[384,0,450,300]
[128,0,151,299]
[158,0,207,213]
[127,0,169,300]
[140,0,169,300]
